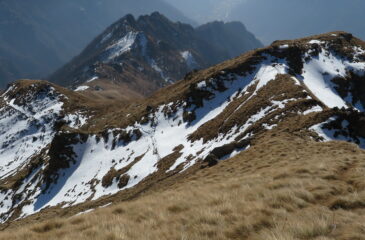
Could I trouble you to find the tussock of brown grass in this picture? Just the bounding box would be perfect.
[329,192,365,210]
[1,133,365,240]
[31,220,64,233]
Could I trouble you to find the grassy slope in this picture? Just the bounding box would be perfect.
[2,132,365,240]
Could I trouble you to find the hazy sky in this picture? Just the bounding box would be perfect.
[167,0,246,23]
[166,0,365,44]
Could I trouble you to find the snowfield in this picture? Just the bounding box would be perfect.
[301,49,365,110]
[0,84,91,220]
[0,87,63,179]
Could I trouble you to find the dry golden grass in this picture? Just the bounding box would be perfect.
[1,133,365,240]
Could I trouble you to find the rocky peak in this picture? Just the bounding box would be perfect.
[49,13,262,101]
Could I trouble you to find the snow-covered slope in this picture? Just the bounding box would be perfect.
[1,32,365,223]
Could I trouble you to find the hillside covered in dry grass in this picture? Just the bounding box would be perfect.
[1,132,365,240]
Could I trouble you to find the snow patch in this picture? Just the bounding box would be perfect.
[279,44,289,49]
[302,106,323,115]
[197,81,207,89]
[87,76,99,83]
[308,40,325,45]
[74,86,90,92]
[66,112,89,129]
[105,32,137,61]
[180,51,198,69]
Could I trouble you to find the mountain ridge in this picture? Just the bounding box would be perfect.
[0,31,364,227]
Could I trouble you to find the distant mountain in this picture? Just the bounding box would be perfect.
[168,0,365,44]
[196,21,263,58]
[0,0,194,88]
[1,32,365,224]
[49,13,262,101]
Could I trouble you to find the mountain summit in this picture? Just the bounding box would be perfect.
[49,13,263,101]
[0,32,365,228]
